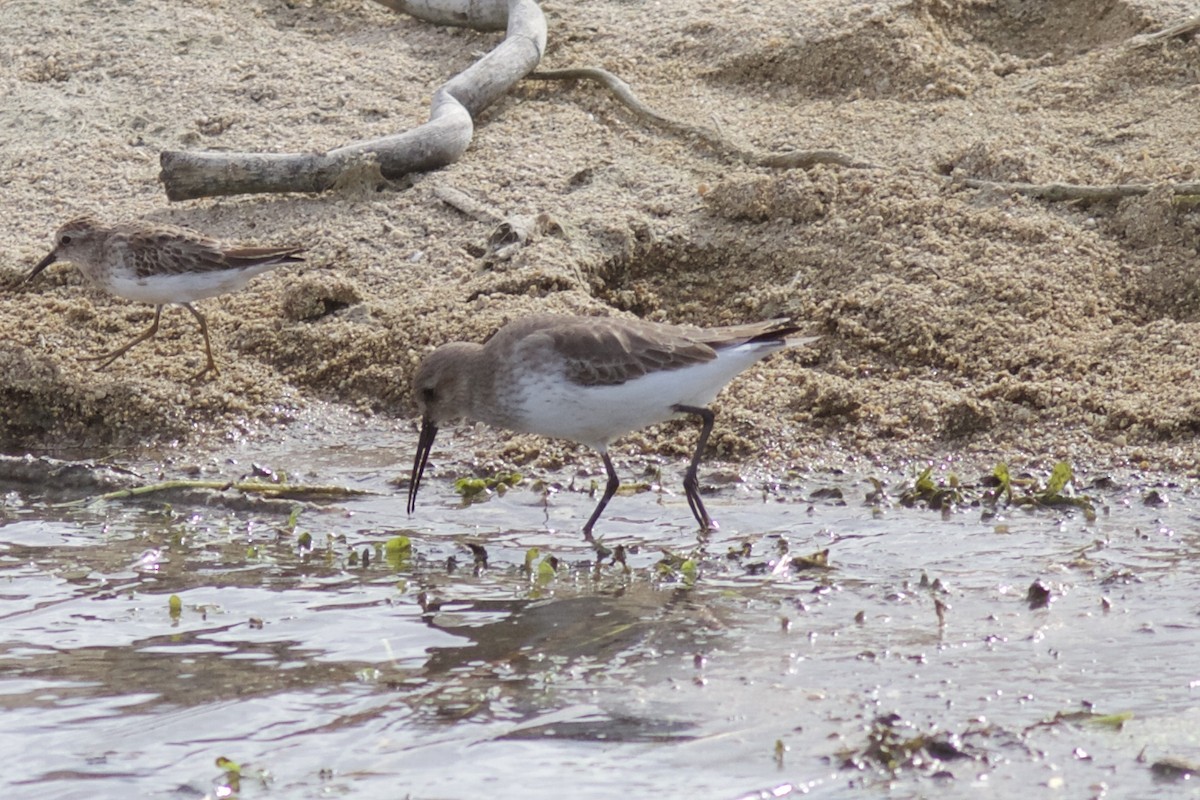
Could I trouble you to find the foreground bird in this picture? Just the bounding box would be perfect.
[407,314,818,539]
[27,216,305,380]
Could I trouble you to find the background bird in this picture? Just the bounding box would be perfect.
[27,216,305,380]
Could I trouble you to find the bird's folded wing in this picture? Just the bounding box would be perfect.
[122,226,303,278]
[547,318,717,387]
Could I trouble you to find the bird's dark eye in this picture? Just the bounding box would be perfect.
[420,387,436,403]
[60,235,72,245]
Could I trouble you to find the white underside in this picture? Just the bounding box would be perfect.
[101,266,274,305]
[505,342,784,449]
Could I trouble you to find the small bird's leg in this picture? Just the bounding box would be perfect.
[582,451,621,541]
[181,302,220,381]
[673,404,717,531]
[81,305,164,370]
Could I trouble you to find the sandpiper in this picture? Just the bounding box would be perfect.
[407,314,819,539]
[27,216,305,380]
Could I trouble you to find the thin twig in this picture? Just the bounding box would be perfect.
[955,177,1200,202]
[433,184,504,223]
[528,66,873,169]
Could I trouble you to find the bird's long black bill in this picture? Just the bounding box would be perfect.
[407,418,438,515]
[26,252,57,282]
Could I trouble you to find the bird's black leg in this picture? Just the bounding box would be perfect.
[582,451,621,541]
[673,404,716,531]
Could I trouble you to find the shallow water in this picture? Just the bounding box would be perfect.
[3,416,1199,798]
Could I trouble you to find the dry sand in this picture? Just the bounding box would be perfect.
[3,0,1200,478]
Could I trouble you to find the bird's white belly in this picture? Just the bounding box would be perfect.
[509,344,777,448]
[104,267,271,304]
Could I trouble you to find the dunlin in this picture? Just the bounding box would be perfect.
[27,216,305,380]
[407,314,818,539]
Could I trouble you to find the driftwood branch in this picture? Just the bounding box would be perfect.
[158,0,546,201]
[955,177,1200,202]
[527,66,874,170]
[372,0,509,29]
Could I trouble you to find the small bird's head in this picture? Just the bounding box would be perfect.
[411,342,479,426]
[27,216,107,282]
[407,342,480,515]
